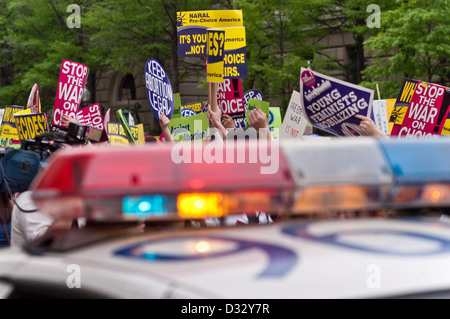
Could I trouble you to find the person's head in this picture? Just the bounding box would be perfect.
[145,135,157,143]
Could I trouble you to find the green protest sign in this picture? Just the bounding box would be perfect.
[116,109,136,144]
[168,112,209,142]
[268,107,282,138]
[172,93,182,119]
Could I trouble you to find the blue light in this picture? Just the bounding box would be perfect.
[123,195,170,218]
[378,138,450,184]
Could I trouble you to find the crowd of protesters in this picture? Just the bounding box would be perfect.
[0,82,387,249]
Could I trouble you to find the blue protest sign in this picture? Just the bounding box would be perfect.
[300,68,374,136]
[145,58,174,121]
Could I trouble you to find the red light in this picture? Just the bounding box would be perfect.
[190,179,205,189]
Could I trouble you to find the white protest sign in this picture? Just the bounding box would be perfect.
[372,100,389,136]
[279,90,308,139]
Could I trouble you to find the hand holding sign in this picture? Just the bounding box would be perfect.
[248,106,272,141]
[61,114,78,128]
[159,113,174,144]
[248,107,269,131]
[207,101,223,127]
[355,115,388,138]
[222,114,236,129]
[159,113,170,131]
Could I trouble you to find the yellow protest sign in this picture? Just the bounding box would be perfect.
[107,122,139,145]
[14,112,49,141]
[441,119,450,136]
[207,29,225,83]
[0,106,26,139]
[177,10,243,57]
[136,124,145,144]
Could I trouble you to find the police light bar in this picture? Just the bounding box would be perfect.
[30,142,295,221]
[29,137,450,222]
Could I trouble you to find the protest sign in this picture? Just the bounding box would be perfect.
[107,122,139,146]
[14,112,48,142]
[168,112,209,142]
[441,112,450,136]
[246,99,269,128]
[279,90,308,139]
[268,107,282,139]
[116,109,137,144]
[372,100,389,136]
[52,60,89,130]
[385,98,397,134]
[207,29,225,83]
[390,79,450,138]
[299,68,374,136]
[0,138,20,149]
[136,124,145,144]
[145,58,174,122]
[243,90,263,110]
[388,79,417,136]
[76,103,105,130]
[0,106,25,139]
[172,93,182,119]
[177,10,243,57]
[214,26,247,79]
[104,108,111,125]
[128,113,135,127]
[217,78,245,128]
[181,102,203,117]
[26,83,41,114]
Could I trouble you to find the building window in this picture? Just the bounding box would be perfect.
[118,73,136,101]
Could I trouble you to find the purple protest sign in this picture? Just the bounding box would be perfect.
[145,58,174,121]
[300,68,374,136]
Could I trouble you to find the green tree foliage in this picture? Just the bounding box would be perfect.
[0,0,102,112]
[236,0,331,109]
[84,0,217,94]
[362,0,450,98]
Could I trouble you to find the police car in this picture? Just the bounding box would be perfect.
[0,137,450,300]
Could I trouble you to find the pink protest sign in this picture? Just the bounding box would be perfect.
[217,78,245,128]
[26,83,40,114]
[76,103,105,130]
[397,81,450,138]
[52,60,89,129]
